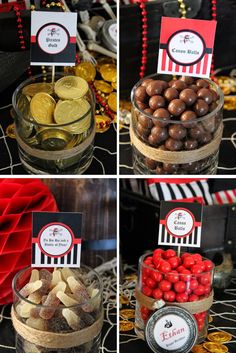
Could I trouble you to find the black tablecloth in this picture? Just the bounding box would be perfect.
[120,110,236,175]
[120,267,236,353]
[0,82,117,175]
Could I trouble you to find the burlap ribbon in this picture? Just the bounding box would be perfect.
[11,307,104,349]
[130,123,223,164]
[135,286,214,315]
[14,125,96,160]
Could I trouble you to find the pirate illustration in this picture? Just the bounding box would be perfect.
[164,320,173,329]
[180,34,194,44]
[175,212,185,221]
[50,227,63,237]
[48,28,60,37]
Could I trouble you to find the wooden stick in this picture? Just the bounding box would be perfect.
[51,65,55,87]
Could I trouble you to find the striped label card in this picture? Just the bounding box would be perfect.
[158,201,202,248]
[157,17,217,78]
[32,212,82,268]
[31,11,77,66]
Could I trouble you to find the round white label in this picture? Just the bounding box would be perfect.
[108,23,117,42]
[167,30,205,65]
[166,208,195,238]
[37,24,69,54]
[39,223,73,257]
[154,314,190,350]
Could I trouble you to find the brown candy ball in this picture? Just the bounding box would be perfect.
[146,80,164,96]
[149,95,166,110]
[165,138,183,151]
[202,117,215,133]
[155,167,169,175]
[197,88,213,104]
[136,101,148,110]
[194,99,209,116]
[180,110,197,128]
[169,124,187,140]
[144,157,158,170]
[164,87,179,101]
[209,101,217,112]
[135,86,147,102]
[189,124,205,140]
[163,163,179,173]
[137,122,150,137]
[209,89,219,102]
[168,99,186,116]
[141,78,154,88]
[170,79,187,91]
[188,84,199,93]
[198,132,212,145]
[148,126,168,145]
[138,113,153,129]
[179,88,197,106]
[180,76,195,85]
[181,161,200,173]
[196,79,209,88]
[153,108,170,127]
[184,139,198,150]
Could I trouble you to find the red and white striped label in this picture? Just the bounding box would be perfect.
[157,17,217,78]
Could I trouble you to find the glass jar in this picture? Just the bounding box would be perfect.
[135,252,214,344]
[12,266,103,353]
[130,74,224,175]
[12,73,95,175]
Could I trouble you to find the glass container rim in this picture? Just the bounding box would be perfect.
[139,251,215,276]
[12,265,103,309]
[131,73,224,124]
[12,73,95,128]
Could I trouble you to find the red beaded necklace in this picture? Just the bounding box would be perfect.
[137,0,148,79]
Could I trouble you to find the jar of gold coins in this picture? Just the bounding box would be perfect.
[12,266,103,353]
[12,74,95,174]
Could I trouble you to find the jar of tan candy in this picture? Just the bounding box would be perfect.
[130,74,224,175]
[11,266,103,353]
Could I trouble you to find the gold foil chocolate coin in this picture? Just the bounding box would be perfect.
[207,332,232,343]
[108,92,117,112]
[203,342,228,352]
[55,76,89,100]
[17,93,30,115]
[94,80,113,94]
[119,295,129,305]
[22,82,53,97]
[95,115,111,133]
[120,309,135,319]
[75,62,96,82]
[37,128,73,151]
[119,320,134,331]
[100,64,117,82]
[30,92,56,125]
[209,315,213,323]
[111,81,117,90]
[191,345,208,353]
[6,124,15,139]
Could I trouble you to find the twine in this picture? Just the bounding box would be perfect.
[130,123,223,164]
[135,286,214,314]
[14,125,96,160]
[11,307,104,349]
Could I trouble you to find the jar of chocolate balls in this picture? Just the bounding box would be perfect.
[135,250,214,345]
[130,74,224,175]
[11,266,103,353]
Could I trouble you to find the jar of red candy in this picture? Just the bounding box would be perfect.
[135,249,214,343]
[130,74,224,175]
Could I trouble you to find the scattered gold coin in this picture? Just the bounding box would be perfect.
[100,64,117,82]
[108,92,117,112]
[6,124,15,139]
[111,81,117,90]
[209,315,213,323]
[120,309,135,319]
[207,332,232,343]
[119,320,134,332]
[94,80,113,94]
[191,345,208,353]
[55,76,88,100]
[37,128,73,151]
[203,342,228,353]
[30,92,56,124]
[119,295,130,305]
[75,62,96,82]
[96,57,115,72]
[95,115,111,133]
[22,82,53,97]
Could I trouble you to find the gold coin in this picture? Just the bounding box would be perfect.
[75,62,96,82]
[66,134,83,149]
[100,64,117,82]
[207,332,232,343]
[94,80,113,94]
[111,81,117,90]
[37,128,73,151]
[17,93,30,115]
[191,345,208,353]
[30,92,56,125]
[96,57,114,72]
[209,315,213,323]
[120,309,135,319]
[95,115,111,133]
[119,320,134,332]
[120,295,129,305]
[108,92,117,112]
[203,342,228,353]
[55,76,89,100]
[22,82,53,97]
[6,124,16,139]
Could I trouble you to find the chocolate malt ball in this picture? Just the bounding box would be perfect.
[144,157,158,170]
[138,113,153,129]
[188,84,199,93]
[149,95,166,110]
[141,78,154,88]
[198,132,212,145]
[165,138,183,151]
[197,88,213,104]
[168,99,186,116]
[170,79,187,91]
[209,101,217,112]
[164,87,179,101]
[189,124,205,140]
[180,76,195,85]
[153,108,170,127]
[169,124,187,140]
[181,161,200,173]
[196,79,209,89]
[137,122,150,137]
[209,89,219,102]
[180,110,197,128]
[184,139,198,150]
[155,166,169,175]
[179,89,197,106]
[163,163,179,173]
[136,101,148,110]
[194,99,209,116]
[146,80,164,96]
[149,125,168,145]
[135,86,147,102]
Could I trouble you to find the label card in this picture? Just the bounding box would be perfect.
[158,201,203,248]
[145,306,198,353]
[32,212,82,268]
[31,11,77,66]
[157,17,217,78]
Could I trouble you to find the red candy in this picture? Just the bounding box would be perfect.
[151,271,163,283]
[203,260,214,271]
[183,256,195,268]
[168,256,180,269]
[174,281,186,293]
[159,280,171,292]
[163,290,176,302]
[164,249,176,259]
[166,271,179,283]
[152,288,163,300]
[146,277,157,289]
[176,292,188,303]
[159,261,171,273]
[142,285,152,297]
